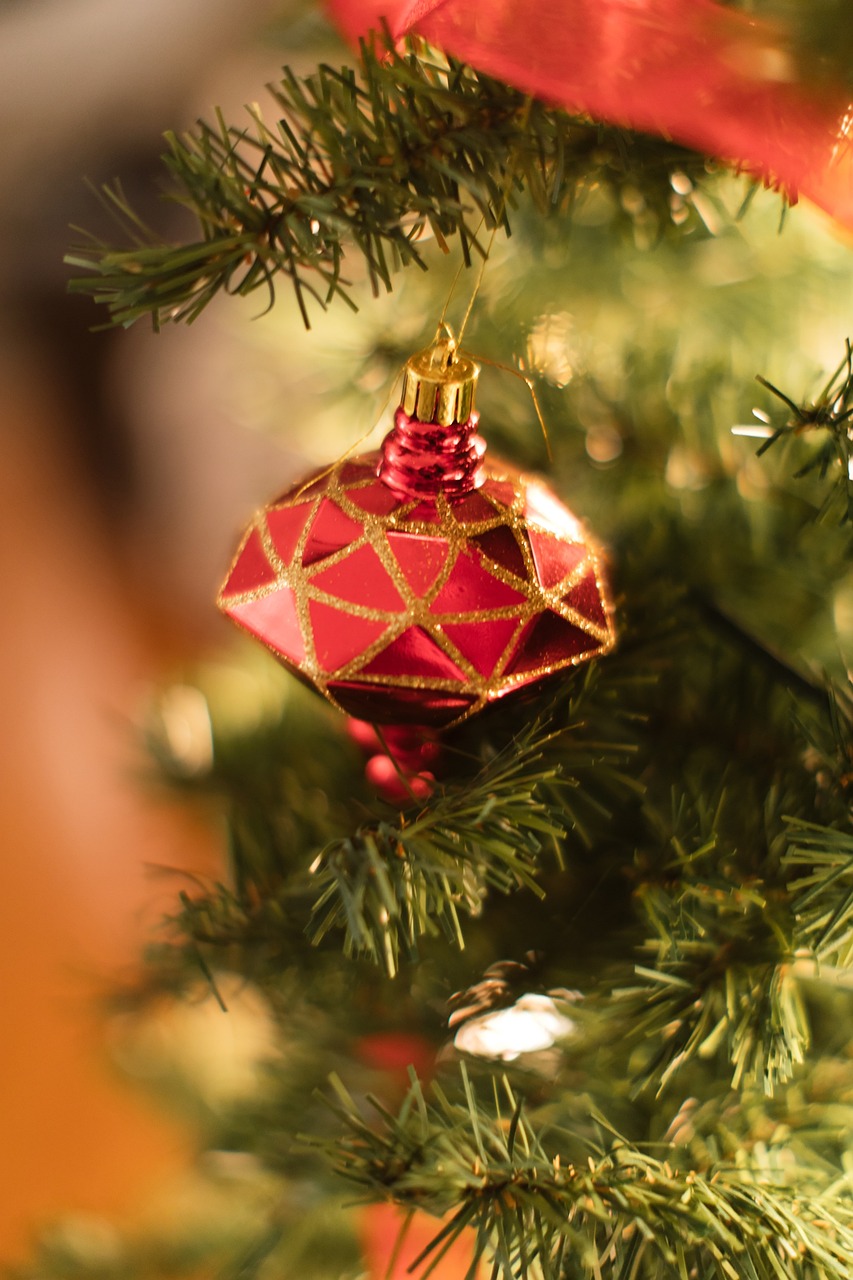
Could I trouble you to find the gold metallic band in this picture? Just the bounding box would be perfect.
[401,334,480,426]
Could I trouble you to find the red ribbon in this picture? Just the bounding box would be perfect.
[328,0,853,228]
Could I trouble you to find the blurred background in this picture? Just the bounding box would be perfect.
[0,0,328,1262]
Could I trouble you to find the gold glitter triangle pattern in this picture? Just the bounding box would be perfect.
[218,453,615,726]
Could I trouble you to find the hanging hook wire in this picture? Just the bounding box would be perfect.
[431,98,553,455]
[437,97,532,346]
[300,93,550,494]
[473,353,553,461]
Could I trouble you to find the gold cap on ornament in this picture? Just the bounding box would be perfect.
[401,330,480,426]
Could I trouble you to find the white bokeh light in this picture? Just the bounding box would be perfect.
[453,993,576,1062]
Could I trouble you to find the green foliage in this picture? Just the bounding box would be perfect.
[314,1066,853,1280]
[584,670,851,1098]
[129,323,853,1268]
[753,341,853,522]
[616,793,810,1097]
[307,724,564,978]
[146,597,852,1110]
[787,819,853,968]
[152,662,640,984]
[66,32,725,330]
[308,667,642,976]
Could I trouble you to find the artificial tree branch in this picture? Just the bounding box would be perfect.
[67,32,724,331]
[166,664,639,982]
[313,1067,853,1280]
[753,340,853,522]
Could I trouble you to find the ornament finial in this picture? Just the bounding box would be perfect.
[219,334,614,731]
[401,330,480,426]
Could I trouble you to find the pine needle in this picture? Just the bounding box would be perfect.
[67,31,729,330]
[308,1068,853,1280]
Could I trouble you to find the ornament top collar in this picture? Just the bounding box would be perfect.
[400,330,479,427]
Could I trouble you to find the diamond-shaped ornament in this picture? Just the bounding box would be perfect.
[219,333,615,726]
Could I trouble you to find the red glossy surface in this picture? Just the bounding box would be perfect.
[331,0,853,233]
[528,530,587,590]
[443,617,521,677]
[430,548,527,615]
[507,611,597,675]
[327,682,477,724]
[386,532,449,596]
[302,498,363,565]
[525,482,584,537]
[267,502,314,565]
[365,754,434,801]
[362,627,466,680]
[309,600,389,672]
[340,461,374,484]
[450,489,499,523]
[379,407,485,498]
[471,527,529,581]
[219,421,613,726]
[312,543,406,612]
[228,587,305,665]
[565,570,610,628]
[399,500,445,525]
[481,477,517,507]
[221,527,276,596]
[345,482,404,516]
[352,722,441,802]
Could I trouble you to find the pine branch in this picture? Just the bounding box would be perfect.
[787,820,853,969]
[166,717,572,983]
[153,662,640,984]
[312,1067,853,1280]
[306,660,645,977]
[306,662,644,976]
[585,662,853,1100]
[306,719,566,978]
[616,794,809,1097]
[753,340,853,522]
[66,32,725,330]
[793,677,853,814]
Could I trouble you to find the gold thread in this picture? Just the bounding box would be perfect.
[454,99,532,350]
[474,354,554,462]
[437,221,486,336]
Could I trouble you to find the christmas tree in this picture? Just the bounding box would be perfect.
[22,2,853,1276]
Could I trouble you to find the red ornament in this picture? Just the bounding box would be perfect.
[219,334,614,727]
[348,719,440,802]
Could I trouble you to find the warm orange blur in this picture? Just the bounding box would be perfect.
[362,1205,484,1280]
[0,2,293,1260]
[0,343,216,1262]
